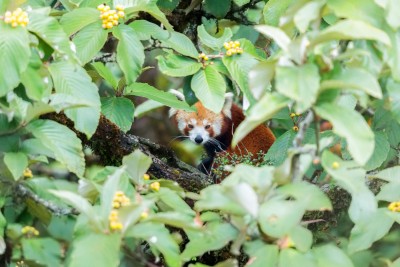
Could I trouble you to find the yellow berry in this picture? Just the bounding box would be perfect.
[143,174,150,180]
[106,22,113,29]
[223,42,230,49]
[11,22,18,27]
[117,11,125,18]
[116,4,124,11]
[204,56,209,61]
[237,48,243,54]
[226,50,232,56]
[290,113,296,118]
[150,182,160,191]
[292,126,299,131]
[332,161,340,169]
[102,23,107,28]
[23,168,33,178]
[113,20,118,26]
[140,211,148,219]
[234,41,240,47]
[112,202,120,209]
[97,4,105,10]
[104,5,110,11]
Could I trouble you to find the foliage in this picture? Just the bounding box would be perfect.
[0,0,400,266]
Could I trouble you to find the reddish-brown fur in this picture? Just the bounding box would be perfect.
[171,98,275,176]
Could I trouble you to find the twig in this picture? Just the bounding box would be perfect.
[291,111,314,181]
[92,53,116,63]
[14,183,78,216]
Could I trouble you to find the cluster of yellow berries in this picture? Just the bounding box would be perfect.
[388,201,400,212]
[223,41,243,56]
[198,53,209,61]
[150,182,160,191]
[109,210,123,231]
[97,4,125,29]
[4,8,29,28]
[21,226,39,236]
[23,168,33,178]
[112,191,131,209]
[290,113,301,118]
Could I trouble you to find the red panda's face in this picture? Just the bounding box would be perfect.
[173,102,224,144]
[169,90,233,145]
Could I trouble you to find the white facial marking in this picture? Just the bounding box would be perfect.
[177,120,185,132]
[203,119,208,126]
[190,118,197,124]
[213,118,222,136]
[188,125,209,144]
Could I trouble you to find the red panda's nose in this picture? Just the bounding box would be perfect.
[195,135,203,144]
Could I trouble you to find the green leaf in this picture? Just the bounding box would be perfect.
[126,222,181,267]
[276,63,320,112]
[197,25,233,50]
[157,53,202,77]
[27,8,76,62]
[290,226,313,252]
[49,62,101,138]
[20,52,52,101]
[368,166,400,183]
[232,93,290,147]
[321,151,377,224]
[387,79,400,124]
[326,0,383,27]
[315,103,374,165]
[26,119,85,177]
[91,62,118,89]
[310,19,391,47]
[380,0,400,30]
[244,242,279,267]
[158,188,195,215]
[125,0,173,30]
[203,0,231,18]
[277,182,332,211]
[148,212,198,229]
[255,25,291,52]
[263,0,295,26]
[294,0,325,33]
[134,100,164,117]
[129,20,169,40]
[233,0,250,7]
[101,97,134,133]
[222,53,258,105]
[191,66,226,113]
[4,152,28,180]
[73,21,108,65]
[348,208,394,253]
[181,222,238,261]
[122,150,152,185]
[258,200,305,238]
[363,131,389,171]
[67,234,121,267]
[313,244,354,267]
[125,83,195,111]
[60,7,100,36]
[161,31,199,58]
[320,68,382,99]
[21,238,61,266]
[113,24,145,84]
[100,167,125,219]
[264,129,315,166]
[0,21,30,97]
[279,248,317,267]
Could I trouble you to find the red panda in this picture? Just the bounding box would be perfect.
[169,90,276,175]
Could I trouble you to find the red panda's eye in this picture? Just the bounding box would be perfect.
[205,125,211,129]
[188,124,194,129]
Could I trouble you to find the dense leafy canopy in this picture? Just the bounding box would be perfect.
[0,0,400,266]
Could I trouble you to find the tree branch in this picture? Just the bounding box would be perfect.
[14,183,78,216]
[43,113,213,193]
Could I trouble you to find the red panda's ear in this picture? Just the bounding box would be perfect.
[222,93,234,119]
[169,89,185,101]
[169,89,185,117]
